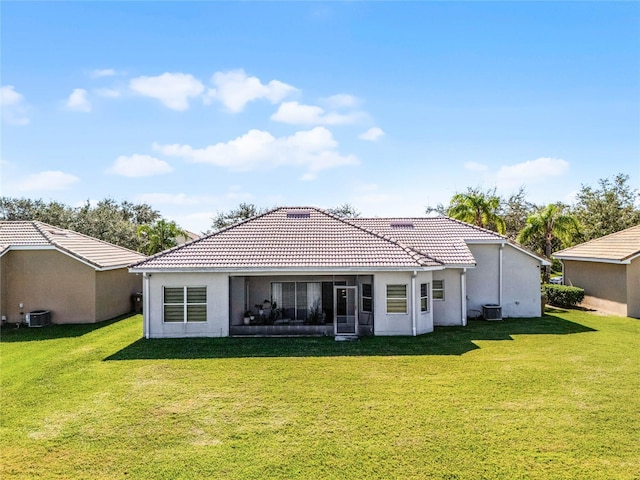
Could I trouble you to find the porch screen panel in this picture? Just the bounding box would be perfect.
[296,283,308,320]
[272,282,296,319]
[307,282,322,322]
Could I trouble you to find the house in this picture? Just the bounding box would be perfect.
[554,225,640,318]
[130,207,548,338]
[0,221,146,324]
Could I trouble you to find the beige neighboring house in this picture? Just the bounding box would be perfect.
[130,207,549,339]
[0,221,146,324]
[554,225,640,318]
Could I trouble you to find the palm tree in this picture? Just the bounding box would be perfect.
[447,190,506,234]
[517,204,580,283]
[137,219,188,256]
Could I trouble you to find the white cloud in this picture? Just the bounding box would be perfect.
[18,171,80,191]
[129,72,204,110]
[358,127,385,142]
[271,101,363,125]
[66,88,92,112]
[154,126,358,177]
[1,85,29,125]
[90,68,117,78]
[135,193,202,206]
[322,94,359,109]
[205,69,297,113]
[494,157,569,189]
[464,161,488,172]
[108,154,173,177]
[94,88,121,98]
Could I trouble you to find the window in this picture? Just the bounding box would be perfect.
[433,280,445,300]
[271,282,322,321]
[420,283,429,312]
[163,286,207,323]
[361,283,372,312]
[386,284,407,313]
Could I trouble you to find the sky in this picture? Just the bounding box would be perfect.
[1,1,639,233]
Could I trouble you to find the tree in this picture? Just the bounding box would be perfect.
[517,204,580,283]
[326,203,361,218]
[572,173,640,241]
[499,187,537,241]
[0,196,161,253]
[210,203,268,231]
[137,220,187,255]
[447,187,506,234]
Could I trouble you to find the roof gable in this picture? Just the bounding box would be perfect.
[0,221,146,269]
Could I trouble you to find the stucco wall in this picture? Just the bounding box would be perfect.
[432,269,463,326]
[2,249,95,323]
[564,260,627,316]
[0,255,6,321]
[95,269,142,322]
[466,244,500,311]
[627,258,640,318]
[502,245,542,317]
[146,272,229,338]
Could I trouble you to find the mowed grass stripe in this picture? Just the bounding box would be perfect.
[1,311,638,479]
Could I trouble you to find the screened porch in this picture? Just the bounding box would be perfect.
[228,275,374,336]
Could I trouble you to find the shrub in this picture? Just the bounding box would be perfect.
[543,284,585,308]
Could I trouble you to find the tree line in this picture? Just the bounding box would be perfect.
[1,173,637,265]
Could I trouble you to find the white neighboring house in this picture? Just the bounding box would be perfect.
[129,207,549,338]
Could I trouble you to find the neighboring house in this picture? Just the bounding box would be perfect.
[554,225,640,318]
[130,207,548,339]
[0,221,146,324]
[175,230,201,245]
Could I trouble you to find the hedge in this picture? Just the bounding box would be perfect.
[543,284,585,308]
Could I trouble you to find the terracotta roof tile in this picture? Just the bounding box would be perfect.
[554,225,640,262]
[0,221,146,269]
[132,207,444,270]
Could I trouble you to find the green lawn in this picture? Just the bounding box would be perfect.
[1,310,639,479]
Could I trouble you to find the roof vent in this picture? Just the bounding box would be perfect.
[390,221,414,229]
[286,210,311,219]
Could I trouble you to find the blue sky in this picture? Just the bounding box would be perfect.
[2,1,639,233]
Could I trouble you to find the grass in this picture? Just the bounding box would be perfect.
[1,310,639,479]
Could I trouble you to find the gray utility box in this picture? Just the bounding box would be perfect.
[27,310,52,327]
[482,304,502,321]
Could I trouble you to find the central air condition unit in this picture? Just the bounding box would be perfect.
[26,310,52,327]
[482,304,502,321]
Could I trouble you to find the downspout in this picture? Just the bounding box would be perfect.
[411,271,417,336]
[461,268,467,326]
[143,272,150,339]
[499,243,504,306]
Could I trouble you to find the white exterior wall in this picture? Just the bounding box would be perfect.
[432,268,464,326]
[502,245,542,317]
[372,271,434,336]
[145,272,229,338]
[466,243,542,319]
[466,244,500,312]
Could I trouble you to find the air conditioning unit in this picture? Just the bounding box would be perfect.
[482,304,502,321]
[26,310,52,327]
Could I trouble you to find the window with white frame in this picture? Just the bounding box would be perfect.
[361,283,372,312]
[386,284,407,313]
[420,283,429,312]
[163,286,207,323]
[271,282,322,321]
[433,280,445,300]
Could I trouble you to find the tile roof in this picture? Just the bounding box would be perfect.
[132,207,445,271]
[350,217,505,265]
[0,221,146,269]
[554,225,640,262]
